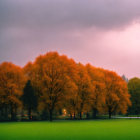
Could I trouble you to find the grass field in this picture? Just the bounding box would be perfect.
[0,119,140,140]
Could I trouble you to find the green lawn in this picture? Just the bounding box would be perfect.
[0,119,140,140]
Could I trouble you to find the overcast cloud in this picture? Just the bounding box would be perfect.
[0,0,140,78]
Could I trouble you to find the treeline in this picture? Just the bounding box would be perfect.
[0,52,132,121]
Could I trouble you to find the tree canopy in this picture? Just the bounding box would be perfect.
[0,52,132,121]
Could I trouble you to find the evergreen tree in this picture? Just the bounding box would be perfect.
[22,80,38,120]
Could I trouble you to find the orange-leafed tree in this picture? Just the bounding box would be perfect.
[65,80,78,119]
[0,62,25,120]
[23,62,33,79]
[75,63,92,119]
[104,70,131,119]
[63,62,78,119]
[32,52,77,121]
[86,64,106,118]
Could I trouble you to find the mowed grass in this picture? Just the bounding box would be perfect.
[0,119,140,140]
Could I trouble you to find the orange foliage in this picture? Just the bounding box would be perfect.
[103,70,131,118]
[0,52,131,120]
[86,64,106,118]
[0,62,25,119]
[25,52,78,120]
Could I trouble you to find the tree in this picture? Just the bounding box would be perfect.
[0,62,25,120]
[86,64,106,119]
[104,70,131,119]
[122,75,129,83]
[22,80,38,120]
[65,81,78,119]
[75,63,92,119]
[128,78,140,115]
[0,51,133,121]
[31,52,76,121]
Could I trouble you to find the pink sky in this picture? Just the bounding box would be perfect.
[0,0,140,79]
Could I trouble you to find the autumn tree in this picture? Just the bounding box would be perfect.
[0,62,25,120]
[65,63,92,120]
[86,64,106,119]
[104,70,131,119]
[22,80,38,120]
[0,51,133,121]
[64,80,78,119]
[30,52,77,121]
[23,62,33,79]
[74,63,92,119]
[128,78,140,115]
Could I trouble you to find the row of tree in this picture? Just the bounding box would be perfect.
[0,52,132,121]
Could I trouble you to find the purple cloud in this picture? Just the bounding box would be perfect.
[0,0,140,79]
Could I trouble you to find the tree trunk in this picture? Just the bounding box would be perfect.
[4,106,8,120]
[70,114,72,120]
[92,108,97,119]
[0,107,3,121]
[109,108,112,119]
[73,112,76,120]
[86,112,89,119]
[79,112,82,120]
[28,107,32,120]
[11,106,14,121]
[49,109,53,121]
[21,108,24,121]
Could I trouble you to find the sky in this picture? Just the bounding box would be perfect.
[0,0,140,79]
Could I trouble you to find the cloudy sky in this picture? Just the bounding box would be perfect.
[0,0,140,79]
